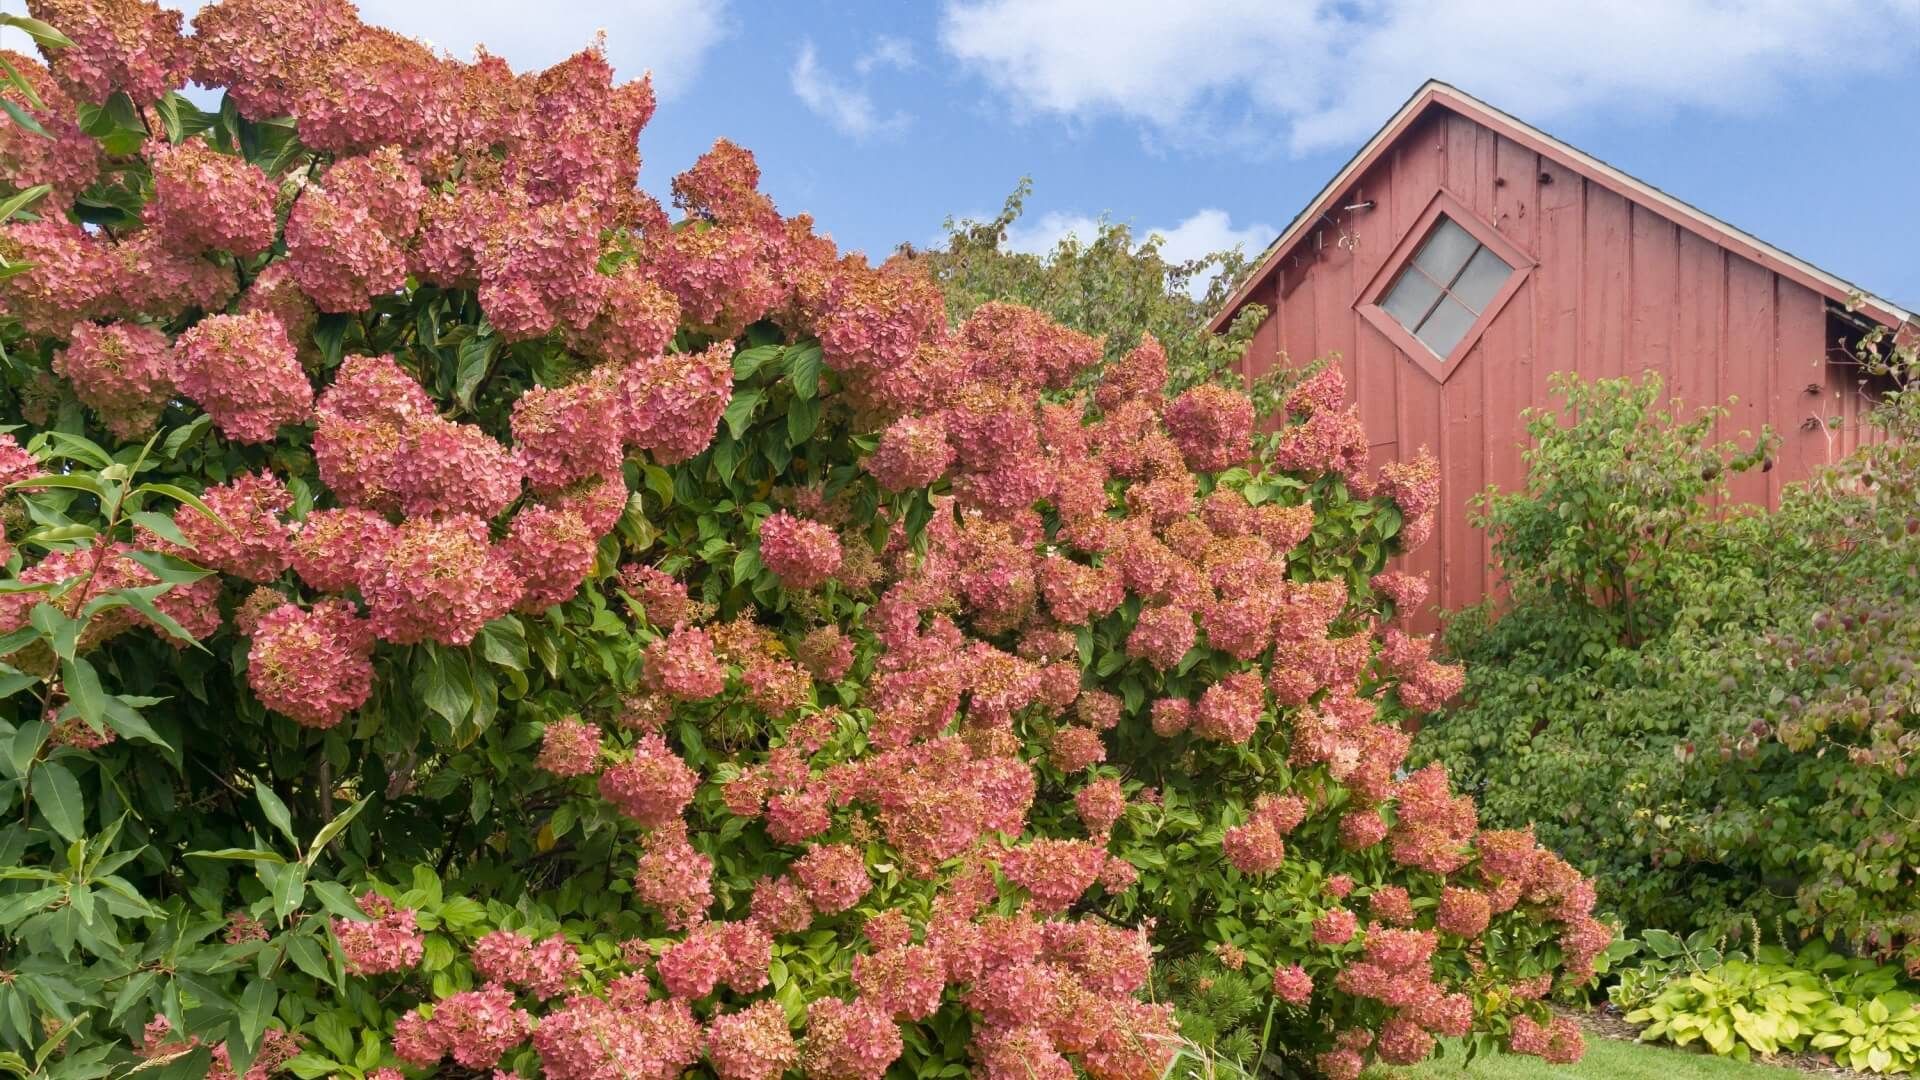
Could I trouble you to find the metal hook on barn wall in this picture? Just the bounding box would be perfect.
[1320,198,1374,253]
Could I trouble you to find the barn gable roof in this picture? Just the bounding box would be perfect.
[1208,80,1914,335]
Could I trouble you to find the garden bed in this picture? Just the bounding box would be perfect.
[1369,1010,1885,1078]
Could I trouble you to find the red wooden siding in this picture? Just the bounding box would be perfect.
[1231,105,1879,629]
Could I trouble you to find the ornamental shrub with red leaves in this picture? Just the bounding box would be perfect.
[0,3,1603,1077]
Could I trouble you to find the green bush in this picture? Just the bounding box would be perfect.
[1417,368,1920,972]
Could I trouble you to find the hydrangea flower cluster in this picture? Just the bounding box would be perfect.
[331,892,424,976]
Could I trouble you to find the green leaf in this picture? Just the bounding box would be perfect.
[788,341,823,399]
[135,482,227,530]
[731,344,784,380]
[185,847,287,863]
[0,56,45,112]
[308,880,362,920]
[10,472,104,498]
[102,696,173,752]
[0,666,38,699]
[0,98,49,140]
[786,395,820,446]
[254,780,298,848]
[0,185,50,223]
[31,760,83,842]
[0,15,75,48]
[32,1009,88,1068]
[238,978,277,1051]
[723,388,764,440]
[109,970,157,1021]
[732,546,764,587]
[60,656,106,729]
[282,1054,344,1080]
[8,722,45,778]
[303,796,369,868]
[120,549,213,584]
[454,333,499,410]
[0,886,60,924]
[1642,929,1684,959]
[161,415,212,460]
[284,935,335,988]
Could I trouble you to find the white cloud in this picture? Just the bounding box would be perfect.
[1001,207,1275,295]
[350,0,731,97]
[791,38,911,138]
[856,35,917,75]
[939,0,1920,154]
[1,0,731,97]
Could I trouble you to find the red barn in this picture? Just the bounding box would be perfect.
[1210,80,1912,625]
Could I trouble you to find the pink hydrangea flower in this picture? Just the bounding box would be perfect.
[644,626,728,700]
[512,371,627,493]
[1193,671,1265,744]
[1272,963,1313,1005]
[1163,383,1254,472]
[145,138,277,255]
[534,997,702,1080]
[247,601,376,729]
[633,823,713,930]
[1312,908,1359,946]
[289,508,393,594]
[999,838,1106,913]
[866,413,955,492]
[172,312,313,443]
[536,717,603,777]
[173,470,294,582]
[1436,886,1492,937]
[1125,604,1196,670]
[707,1001,799,1080]
[1223,819,1286,875]
[1074,776,1126,836]
[332,892,423,976]
[800,997,903,1080]
[792,843,871,915]
[852,943,946,1020]
[360,515,522,646]
[53,321,174,439]
[598,732,698,827]
[502,503,598,613]
[758,512,843,590]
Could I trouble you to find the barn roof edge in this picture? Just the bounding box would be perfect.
[1207,80,1914,336]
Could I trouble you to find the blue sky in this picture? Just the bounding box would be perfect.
[29,0,1920,306]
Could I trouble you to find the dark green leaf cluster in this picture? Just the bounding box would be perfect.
[1417,369,1920,973]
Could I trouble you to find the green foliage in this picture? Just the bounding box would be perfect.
[1156,957,1268,1078]
[1467,372,1773,650]
[1419,369,1920,969]
[907,178,1268,395]
[1615,934,1920,1074]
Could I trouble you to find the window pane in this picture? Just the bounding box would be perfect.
[1416,296,1475,357]
[1412,218,1477,282]
[1452,245,1513,313]
[1381,267,1442,331]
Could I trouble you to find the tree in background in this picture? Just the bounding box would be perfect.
[900,179,1269,398]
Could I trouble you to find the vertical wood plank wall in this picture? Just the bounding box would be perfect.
[1237,109,1853,628]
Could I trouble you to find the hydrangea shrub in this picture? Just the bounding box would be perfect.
[0,2,1605,1077]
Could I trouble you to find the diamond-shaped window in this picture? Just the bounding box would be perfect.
[1379,216,1515,357]
[1354,191,1535,383]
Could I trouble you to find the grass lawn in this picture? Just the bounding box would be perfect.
[1368,1035,1803,1079]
